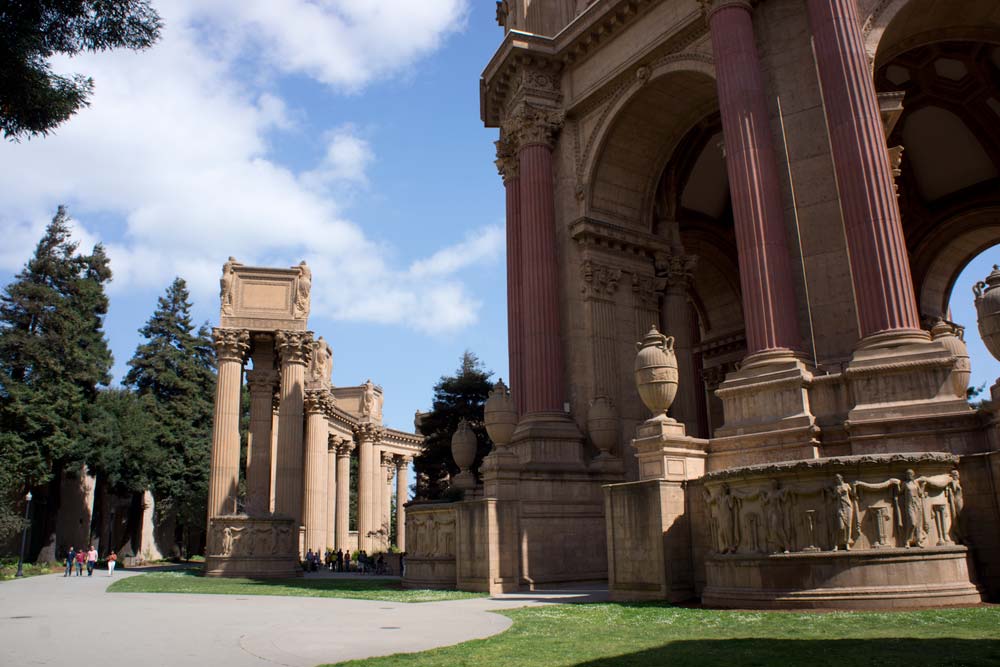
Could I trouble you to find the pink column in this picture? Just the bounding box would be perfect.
[707,0,802,356]
[517,119,565,414]
[806,0,921,340]
[498,142,525,414]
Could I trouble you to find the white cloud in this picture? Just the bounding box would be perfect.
[0,0,492,336]
[409,225,504,278]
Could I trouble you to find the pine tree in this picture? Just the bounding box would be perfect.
[413,351,494,500]
[125,278,216,553]
[0,206,113,552]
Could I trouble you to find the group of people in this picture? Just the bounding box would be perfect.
[301,548,388,575]
[64,546,117,577]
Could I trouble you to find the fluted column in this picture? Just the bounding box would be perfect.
[302,389,329,554]
[269,398,278,513]
[497,139,524,413]
[334,438,354,550]
[355,423,380,552]
[326,433,337,551]
[394,456,410,551]
[508,105,567,413]
[207,328,249,520]
[382,452,394,551]
[245,361,277,516]
[806,0,922,343]
[706,0,802,357]
[373,448,384,547]
[657,249,700,434]
[273,330,313,526]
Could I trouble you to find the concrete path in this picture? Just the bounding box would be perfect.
[0,571,606,666]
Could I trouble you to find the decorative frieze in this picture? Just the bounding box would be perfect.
[702,454,964,555]
[580,260,622,300]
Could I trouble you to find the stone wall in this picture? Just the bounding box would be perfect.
[402,504,456,590]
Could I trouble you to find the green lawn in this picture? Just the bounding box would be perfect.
[107,570,485,603]
[0,559,62,581]
[325,603,1000,667]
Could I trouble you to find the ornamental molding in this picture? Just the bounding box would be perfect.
[570,217,669,259]
[275,330,314,366]
[336,438,356,456]
[353,422,385,443]
[580,259,623,300]
[304,388,333,415]
[212,327,250,362]
[501,103,566,151]
[701,452,959,483]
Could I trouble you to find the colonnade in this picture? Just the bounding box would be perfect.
[206,328,417,557]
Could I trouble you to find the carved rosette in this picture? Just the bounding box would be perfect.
[503,104,565,151]
[275,330,314,366]
[212,328,250,363]
[581,260,622,301]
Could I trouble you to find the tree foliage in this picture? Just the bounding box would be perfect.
[413,351,494,500]
[124,277,215,548]
[0,206,113,545]
[1,0,162,140]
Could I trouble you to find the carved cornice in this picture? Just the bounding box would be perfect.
[212,328,250,363]
[502,103,565,151]
[245,368,278,393]
[570,217,670,259]
[275,330,314,366]
[580,260,622,300]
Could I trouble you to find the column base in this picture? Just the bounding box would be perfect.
[511,410,586,471]
[711,350,819,467]
[631,418,708,481]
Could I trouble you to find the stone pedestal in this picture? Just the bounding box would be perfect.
[632,418,708,482]
[402,504,457,589]
[697,453,981,609]
[205,515,300,578]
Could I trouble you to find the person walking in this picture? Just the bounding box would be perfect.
[107,551,117,576]
[75,548,86,576]
[336,549,344,573]
[344,551,351,572]
[86,546,98,576]
[64,546,76,577]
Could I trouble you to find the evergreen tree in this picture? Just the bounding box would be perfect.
[413,351,494,500]
[1,0,162,140]
[124,278,215,553]
[0,206,113,552]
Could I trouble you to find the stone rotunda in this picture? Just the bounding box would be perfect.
[204,260,421,578]
[403,0,1000,608]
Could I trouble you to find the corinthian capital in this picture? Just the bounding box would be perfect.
[304,388,332,415]
[212,328,250,363]
[654,251,699,289]
[245,368,278,393]
[503,104,565,151]
[495,137,519,183]
[353,421,384,443]
[275,330,314,366]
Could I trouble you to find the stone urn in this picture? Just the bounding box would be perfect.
[634,326,677,421]
[930,320,971,398]
[451,419,477,489]
[974,265,1000,362]
[484,379,518,448]
[587,396,619,460]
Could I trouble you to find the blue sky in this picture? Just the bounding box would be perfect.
[0,0,997,434]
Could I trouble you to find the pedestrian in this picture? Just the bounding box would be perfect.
[336,549,343,573]
[344,551,351,572]
[75,547,86,576]
[86,545,98,576]
[107,551,117,576]
[65,546,76,577]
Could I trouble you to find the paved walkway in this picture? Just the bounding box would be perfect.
[0,570,606,666]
